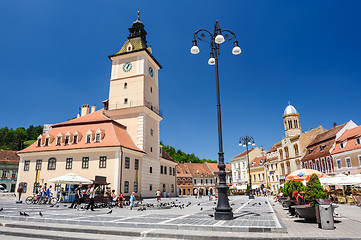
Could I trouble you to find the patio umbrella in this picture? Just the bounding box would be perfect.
[49,173,93,184]
[286,169,324,181]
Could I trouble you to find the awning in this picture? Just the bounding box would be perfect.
[49,173,93,185]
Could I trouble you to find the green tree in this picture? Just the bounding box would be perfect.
[304,174,326,206]
[283,180,305,198]
[160,142,217,163]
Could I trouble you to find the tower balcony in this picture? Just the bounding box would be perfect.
[109,99,162,117]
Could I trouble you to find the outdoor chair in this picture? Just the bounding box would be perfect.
[346,196,355,204]
[337,196,346,204]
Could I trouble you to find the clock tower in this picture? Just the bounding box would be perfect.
[104,13,163,194]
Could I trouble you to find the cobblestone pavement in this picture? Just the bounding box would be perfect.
[1,194,361,239]
[0,194,282,232]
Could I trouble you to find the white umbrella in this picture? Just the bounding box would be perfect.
[49,173,93,184]
[320,174,361,186]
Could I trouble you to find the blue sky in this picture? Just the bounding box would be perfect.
[1,1,361,162]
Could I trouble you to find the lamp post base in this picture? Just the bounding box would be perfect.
[248,195,255,199]
[215,211,234,220]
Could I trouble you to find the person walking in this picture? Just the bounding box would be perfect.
[86,184,95,211]
[76,184,83,210]
[118,192,124,208]
[130,192,135,210]
[208,191,212,201]
[156,189,161,203]
[58,187,65,202]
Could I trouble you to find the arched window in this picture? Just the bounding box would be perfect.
[327,159,332,172]
[47,158,56,170]
[288,120,293,129]
[284,121,288,130]
[286,161,291,174]
[280,163,285,175]
[293,144,299,156]
[321,160,326,173]
[284,147,289,159]
[279,149,284,160]
[294,120,298,128]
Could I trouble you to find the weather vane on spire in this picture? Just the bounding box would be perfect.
[137,9,140,20]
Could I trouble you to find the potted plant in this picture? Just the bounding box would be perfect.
[293,174,326,222]
[282,180,305,208]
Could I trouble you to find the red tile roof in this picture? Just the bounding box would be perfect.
[19,110,143,154]
[231,148,255,159]
[185,163,214,176]
[0,150,19,163]
[176,163,192,178]
[267,144,278,153]
[302,124,346,162]
[251,156,266,167]
[161,148,177,163]
[206,162,232,172]
[331,125,361,155]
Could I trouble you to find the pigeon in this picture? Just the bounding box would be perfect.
[107,210,112,214]
[0,208,3,212]
[252,203,257,206]
[50,205,54,207]
[231,203,235,206]
[23,212,29,217]
[200,208,203,211]
[214,202,216,204]
[39,212,43,217]
[56,205,59,208]
[265,201,268,204]
[258,203,261,205]
[197,203,200,206]
[208,214,214,217]
[20,211,24,216]
[63,205,67,207]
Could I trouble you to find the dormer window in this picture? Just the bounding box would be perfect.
[56,137,61,146]
[126,44,133,52]
[96,134,101,142]
[73,135,78,144]
[86,135,91,143]
[37,139,42,147]
[320,145,326,152]
[357,138,361,145]
[64,136,70,145]
[44,138,49,146]
[340,141,347,149]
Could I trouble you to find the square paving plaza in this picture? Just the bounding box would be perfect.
[1,194,361,239]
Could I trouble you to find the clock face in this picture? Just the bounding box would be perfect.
[149,67,154,77]
[123,62,132,72]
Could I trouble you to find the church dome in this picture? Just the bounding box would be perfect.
[284,103,298,115]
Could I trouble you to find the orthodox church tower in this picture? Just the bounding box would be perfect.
[283,102,301,137]
[104,12,163,194]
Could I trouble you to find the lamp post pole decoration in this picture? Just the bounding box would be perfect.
[191,21,241,220]
[239,136,255,199]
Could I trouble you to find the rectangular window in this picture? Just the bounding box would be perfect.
[150,166,152,173]
[200,178,203,184]
[12,171,16,179]
[125,157,130,169]
[135,159,139,170]
[95,134,100,142]
[57,137,61,145]
[345,157,352,168]
[64,136,69,145]
[169,167,172,175]
[124,181,129,193]
[66,158,73,169]
[24,160,30,171]
[134,182,138,193]
[82,157,89,169]
[45,138,49,146]
[173,168,175,176]
[205,178,208,184]
[171,184,174,193]
[357,138,361,145]
[160,165,163,174]
[210,178,213,184]
[73,135,77,144]
[149,184,152,191]
[99,156,106,168]
[35,160,42,170]
[164,166,167,175]
[86,135,91,143]
[47,158,56,170]
[336,159,342,169]
[2,171,7,179]
[194,178,197,184]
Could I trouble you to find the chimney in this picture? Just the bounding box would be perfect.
[81,104,89,117]
[91,105,96,113]
[333,122,337,128]
[77,107,81,118]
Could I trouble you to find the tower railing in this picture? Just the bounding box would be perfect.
[109,99,161,116]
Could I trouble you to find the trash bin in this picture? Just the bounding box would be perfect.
[316,199,334,230]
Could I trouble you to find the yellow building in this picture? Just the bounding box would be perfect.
[265,144,280,192]
[16,14,177,198]
[250,156,267,190]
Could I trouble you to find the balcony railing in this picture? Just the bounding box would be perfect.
[110,99,162,117]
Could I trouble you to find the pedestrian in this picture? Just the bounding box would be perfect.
[76,184,83,210]
[42,183,47,197]
[156,189,161,203]
[17,185,24,202]
[208,191,212,201]
[111,189,117,202]
[130,192,135,210]
[118,192,124,208]
[58,187,65,202]
[86,184,96,211]
[194,189,198,199]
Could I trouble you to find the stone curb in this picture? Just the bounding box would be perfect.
[1,215,285,233]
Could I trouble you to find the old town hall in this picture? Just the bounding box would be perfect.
[16,13,177,198]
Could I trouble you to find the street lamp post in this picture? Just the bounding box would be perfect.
[191,21,241,220]
[239,136,255,199]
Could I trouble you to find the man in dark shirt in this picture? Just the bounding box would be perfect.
[76,184,83,210]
